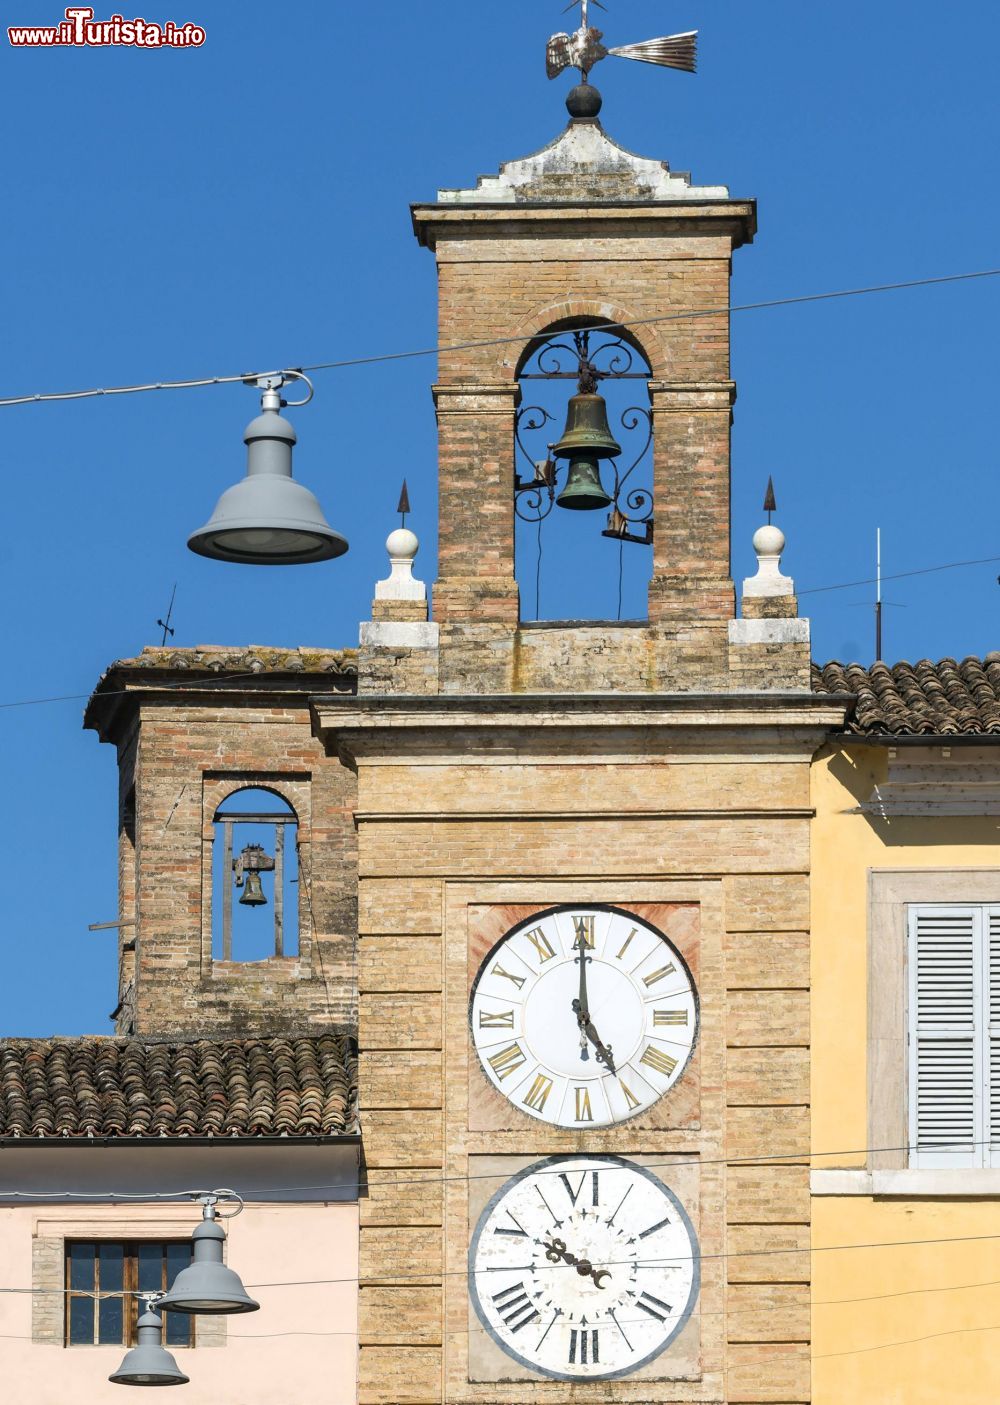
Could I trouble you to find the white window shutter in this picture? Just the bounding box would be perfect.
[908,906,981,1168]
[989,910,1000,1168]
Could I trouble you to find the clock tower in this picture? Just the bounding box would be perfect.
[315,61,839,1405]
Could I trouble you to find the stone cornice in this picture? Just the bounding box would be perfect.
[312,691,851,763]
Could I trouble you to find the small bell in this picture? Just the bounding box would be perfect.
[239,871,267,907]
[556,454,613,511]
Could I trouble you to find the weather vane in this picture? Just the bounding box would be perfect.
[547,0,697,84]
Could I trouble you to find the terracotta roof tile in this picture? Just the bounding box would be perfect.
[0,1034,356,1140]
[812,654,1000,737]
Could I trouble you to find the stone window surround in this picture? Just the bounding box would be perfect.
[811,867,1000,1199]
[32,1211,226,1347]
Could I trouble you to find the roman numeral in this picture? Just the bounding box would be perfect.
[640,1044,678,1078]
[523,1073,554,1112]
[479,1009,515,1029]
[642,962,676,988]
[572,915,595,948]
[554,1169,600,1208]
[493,1209,528,1238]
[616,927,638,961]
[568,1328,599,1365]
[491,963,526,990]
[619,1080,642,1110]
[637,1291,673,1324]
[574,1087,593,1122]
[488,1042,527,1081]
[492,1282,540,1334]
[639,1215,671,1239]
[653,1008,688,1026]
[524,926,556,963]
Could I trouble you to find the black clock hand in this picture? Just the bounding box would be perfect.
[581,1017,616,1075]
[570,933,616,1072]
[543,1238,612,1290]
[571,932,592,1061]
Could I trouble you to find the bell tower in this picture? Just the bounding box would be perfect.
[410,80,760,694]
[333,36,832,1405]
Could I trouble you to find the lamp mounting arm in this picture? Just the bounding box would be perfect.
[192,1187,246,1219]
[241,369,315,409]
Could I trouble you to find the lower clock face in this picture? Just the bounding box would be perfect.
[469,1154,699,1382]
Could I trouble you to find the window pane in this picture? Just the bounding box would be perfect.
[98,1242,124,1293]
[164,1310,192,1348]
[69,1295,94,1345]
[98,1295,124,1345]
[68,1243,96,1292]
[165,1243,192,1287]
[137,1243,163,1294]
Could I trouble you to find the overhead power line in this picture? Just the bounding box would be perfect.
[0,267,997,410]
[0,1136,996,1203]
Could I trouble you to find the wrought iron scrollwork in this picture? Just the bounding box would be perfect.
[514,405,557,524]
[515,328,655,545]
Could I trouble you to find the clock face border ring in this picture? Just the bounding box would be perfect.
[468,1152,702,1383]
[468,901,701,1127]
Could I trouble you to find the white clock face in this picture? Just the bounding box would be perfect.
[470,1154,699,1381]
[470,906,697,1127]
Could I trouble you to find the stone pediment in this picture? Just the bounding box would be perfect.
[437,119,729,205]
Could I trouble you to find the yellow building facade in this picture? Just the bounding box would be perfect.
[810,670,1000,1404]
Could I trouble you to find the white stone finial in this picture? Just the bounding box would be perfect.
[744,521,794,598]
[375,528,425,602]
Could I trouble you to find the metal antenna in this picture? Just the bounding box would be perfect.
[397,480,411,529]
[763,477,777,525]
[875,528,883,661]
[156,583,177,646]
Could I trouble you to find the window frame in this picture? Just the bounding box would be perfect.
[64,1239,195,1349]
[866,870,1000,1178]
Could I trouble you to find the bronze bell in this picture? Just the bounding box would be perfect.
[552,390,619,511]
[239,871,267,907]
[556,454,613,511]
[551,391,622,461]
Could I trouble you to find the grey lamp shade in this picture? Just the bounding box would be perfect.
[188,404,348,565]
[109,1310,190,1388]
[157,1220,260,1315]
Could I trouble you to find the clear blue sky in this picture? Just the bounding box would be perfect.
[1,0,997,1035]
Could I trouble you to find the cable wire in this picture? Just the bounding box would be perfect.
[5,1231,1000,1296]
[0,1136,993,1202]
[1,268,998,410]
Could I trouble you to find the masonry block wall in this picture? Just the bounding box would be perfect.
[316,694,840,1405]
[412,199,755,695]
[85,650,360,1037]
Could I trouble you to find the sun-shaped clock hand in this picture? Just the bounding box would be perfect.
[543,1236,612,1289]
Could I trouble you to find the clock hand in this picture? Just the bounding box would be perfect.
[571,932,595,1062]
[571,932,617,1072]
[542,1238,613,1289]
[581,1016,616,1075]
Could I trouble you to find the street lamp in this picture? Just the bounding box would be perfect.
[157,1192,260,1315]
[109,1300,190,1388]
[188,371,348,565]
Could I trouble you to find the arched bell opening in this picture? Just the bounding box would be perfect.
[211,787,299,962]
[514,318,654,622]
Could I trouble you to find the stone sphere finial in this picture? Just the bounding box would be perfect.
[566,82,603,121]
[752,523,785,560]
[386,527,419,562]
